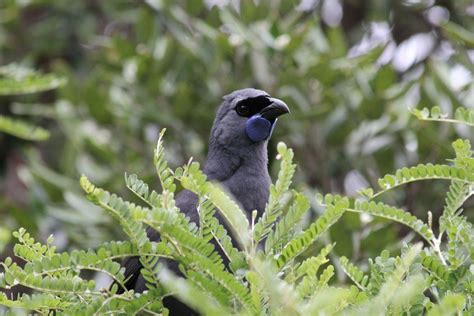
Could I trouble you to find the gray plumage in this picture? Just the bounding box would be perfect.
[118,88,289,314]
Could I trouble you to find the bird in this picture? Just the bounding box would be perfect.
[117,88,290,314]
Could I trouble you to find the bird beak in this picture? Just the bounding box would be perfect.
[259,98,290,120]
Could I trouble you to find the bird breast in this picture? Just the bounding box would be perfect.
[222,164,271,218]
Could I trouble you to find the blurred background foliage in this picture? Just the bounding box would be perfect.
[0,0,473,273]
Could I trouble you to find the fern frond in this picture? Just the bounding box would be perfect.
[70,289,163,315]
[444,217,473,268]
[427,293,466,316]
[441,181,471,220]
[314,264,334,291]
[0,292,68,312]
[154,128,176,193]
[125,173,162,207]
[186,270,234,307]
[319,194,434,243]
[247,270,268,313]
[366,250,397,295]
[373,164,473,198]
[411,105,474,127]
[440,139,474,268]
[265,192,310,254]
[141,217,250,307]
[352,199,434,242]
[80,175,149,247]
[440,183,472,268]
[161,224,224,269]
[0,63,66,95]
[0,259,97,295]
[254,142,296,243]
[252,258,302,315]
[301,286,365,315]
[12,228,56,262]
[297,265,334,298]
[420,251,449,280]
[180,254,254,313]
[121,289,164,315]
[195,197,246,272]
[293,244,333,297]
[178,162,252,251]
[34,251,126,290]
[207,215,247,272]
[0,115,50,140]
[340,256,369,290]
[276,199,346,269]
[158,267,231,316]
[348,244,423,315]
[197,197,216,241]
[293,244,333,281]
[80,176,168,290]
[452,139,473,161]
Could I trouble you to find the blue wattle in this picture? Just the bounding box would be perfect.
[245,115,273,142]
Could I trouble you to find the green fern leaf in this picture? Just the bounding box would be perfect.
[276,200,346,269]
[125,173,162,207]
[0,63,66,95]
[352,198,434,242]
[265,192,310,254]
[254,142,296,243]
[374,164,473,195]
[154,129,176,193]
[348,245,423,315]
[340,256,369,290]
[427,293,466,316]
[0,292,68,312]
[411,105,474,127]
[158,267,231,316]
[0,115,50,140]
[178,163,252,251]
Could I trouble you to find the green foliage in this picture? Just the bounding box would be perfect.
[254,142,296,243]
[264,191,310,254]
[411,106,474,127]
[2,1,472,265]
[0,64,66,96]
[1,123,471,314]
[0,63,65,141]
[1,1,473,314]
[319,193,434,242]
[0,115,50,141]
[339,256,369,290]
[275,200,346,269]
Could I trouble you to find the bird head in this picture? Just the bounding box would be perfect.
[210,88,290,150]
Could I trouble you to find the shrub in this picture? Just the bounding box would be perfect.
[1,106,472,314]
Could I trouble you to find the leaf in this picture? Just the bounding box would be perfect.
[374,164,473,195]
[265,192,310,254]
[0,67,66,95]
[427,294,466,316]
[441,22,474,49]
[410,106,474,127]
[179,164,252,251]
[340,257,369,290]
[276,199,346,269]
[0,115,50,141]
[158,267,230,316]
[353,199,434,242]
[254,142,296,243]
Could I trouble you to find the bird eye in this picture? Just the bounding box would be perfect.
[236,104,251,117]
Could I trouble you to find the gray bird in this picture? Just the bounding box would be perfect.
[118,88,289,314]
